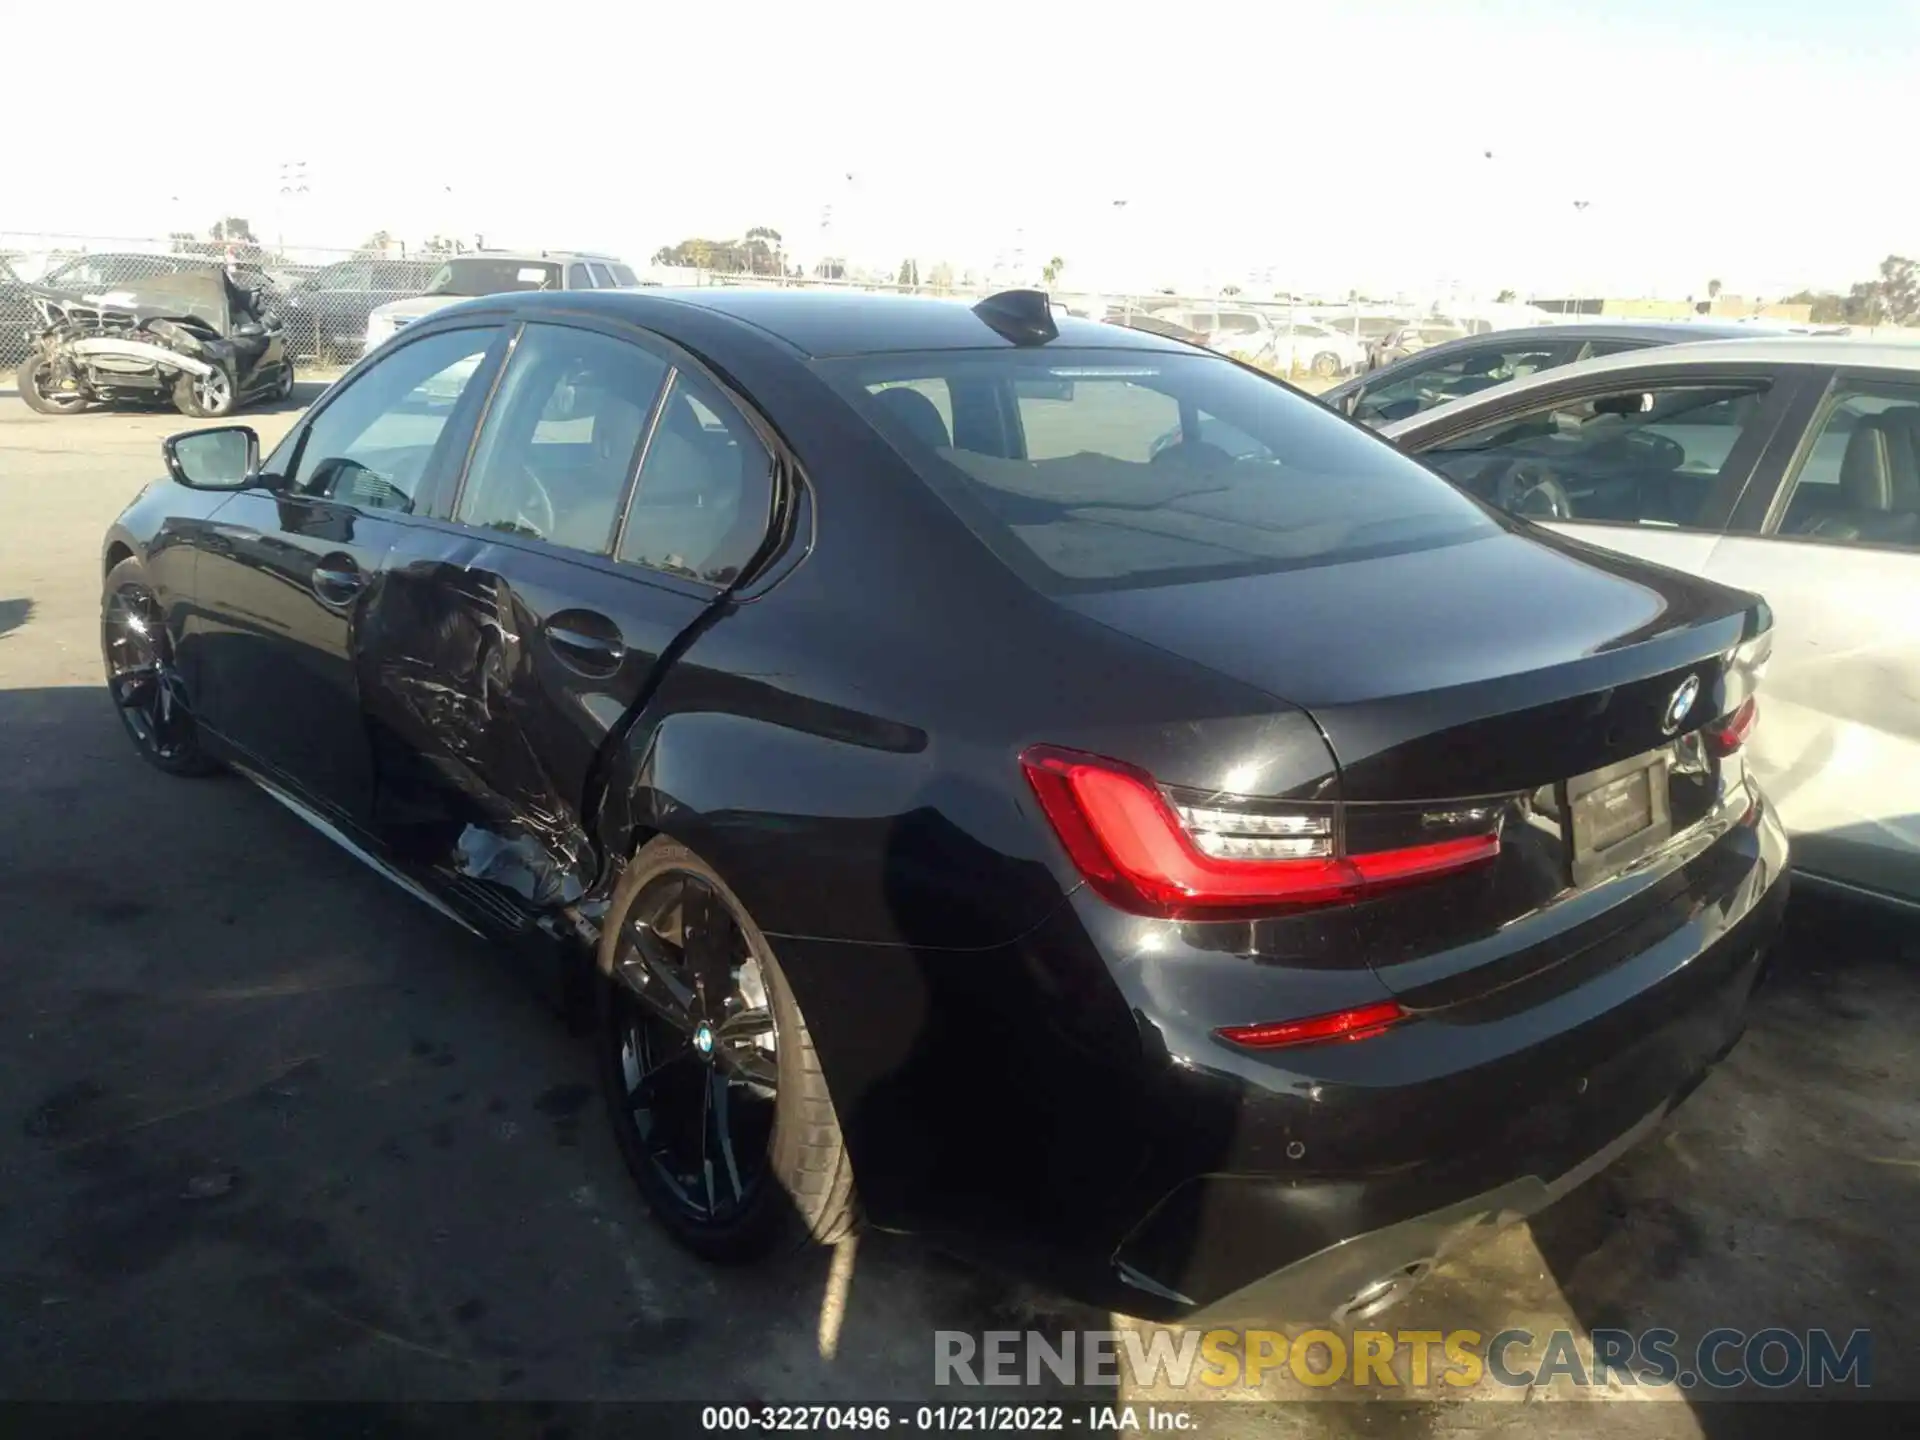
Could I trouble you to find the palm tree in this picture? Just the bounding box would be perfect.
[1041,256,1066,285]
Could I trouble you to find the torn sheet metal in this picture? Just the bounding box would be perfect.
[356,559,594,909]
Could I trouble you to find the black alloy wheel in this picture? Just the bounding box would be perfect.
[612,870,781,1226]
[100,560,220,776]
[598,840,857,1260]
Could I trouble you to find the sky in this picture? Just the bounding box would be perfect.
[7,0,1917,301]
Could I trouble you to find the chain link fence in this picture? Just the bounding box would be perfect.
[2,230,1408,380]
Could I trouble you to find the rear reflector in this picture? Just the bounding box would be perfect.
[1021,746,1499,919]
[1217,1001,1409,1050]
[1705,697,1758,757]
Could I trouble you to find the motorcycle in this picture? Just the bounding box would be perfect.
[15,268,295,418]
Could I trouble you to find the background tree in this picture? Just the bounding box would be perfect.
[1041,255,1066,285]
[1707,278,1724,301]
[209,217,258,245]
[420,235,469,257]
[897,258,920,288]
[1777,255,1918,327]
[743,226,783,275]
[354,229,395,259]
[1495,287,1517,303]
[652,227,787,275]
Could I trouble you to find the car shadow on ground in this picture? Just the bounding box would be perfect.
[0,682,1120,1406]
[0,597,32,639]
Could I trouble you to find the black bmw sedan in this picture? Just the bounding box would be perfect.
[99,286,1787,1324]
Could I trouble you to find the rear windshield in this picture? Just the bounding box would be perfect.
[819,348,1496,592]
[425,258,562,297]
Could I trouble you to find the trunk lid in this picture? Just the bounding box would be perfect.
[1060,528,1763,801]
[1061,528,1770,1005]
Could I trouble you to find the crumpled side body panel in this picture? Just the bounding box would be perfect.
[357,558,592,908]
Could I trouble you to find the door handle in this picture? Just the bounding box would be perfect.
[311,561,365,606]
[543,611,626,676]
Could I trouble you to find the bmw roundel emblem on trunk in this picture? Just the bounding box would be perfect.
[1663,674,1701,734]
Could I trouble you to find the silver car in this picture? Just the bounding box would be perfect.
[1383,338,1920,910]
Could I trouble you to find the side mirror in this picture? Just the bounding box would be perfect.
[163,425,260,490]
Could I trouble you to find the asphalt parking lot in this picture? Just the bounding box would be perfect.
[1,379,1915,1434]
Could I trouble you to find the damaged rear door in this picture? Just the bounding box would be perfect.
[358,317,779,915]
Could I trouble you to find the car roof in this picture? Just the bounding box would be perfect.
[452,250,621,264]
[472,287,1185,358]
[1504,320,1765,341]
[1380,336,1920,436]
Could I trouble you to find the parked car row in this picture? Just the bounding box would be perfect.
[360,251,640,352]
[101,286,1798,1331]
[5,245,644,371]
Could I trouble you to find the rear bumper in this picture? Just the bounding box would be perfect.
[1104,802,1789,1323]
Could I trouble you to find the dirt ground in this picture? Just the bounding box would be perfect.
[0,377,1913,1434]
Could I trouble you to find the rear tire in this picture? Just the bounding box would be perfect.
[1312,350,1341,379]
[17,349,89,414]
[597,837,858,1261]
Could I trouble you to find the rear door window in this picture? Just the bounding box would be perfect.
[1775,381,1920,548]
[616,371,776,585]
[824,348,1497,591]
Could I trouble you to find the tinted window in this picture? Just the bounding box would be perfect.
[606,263,639,286]
[1354,339,1578,425]
[1776,382,1920,548]
[586,262,615,287]
[567,263,592,289]
[425,258,561,296]
[455,324,670,553]
[287,327,497,511]
[1580,338,1655,360]
[315,262,375,290]
[616,370,775,584]
[823,348,1497,592]
[1421,382,1772,528]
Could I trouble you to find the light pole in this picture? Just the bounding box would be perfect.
[276,159,309,255]
[1571,200,1592,313]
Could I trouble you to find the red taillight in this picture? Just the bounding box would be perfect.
[1705,697,1758,757]
[1020,745,1498,919]
[1217,1001,1409,1050]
